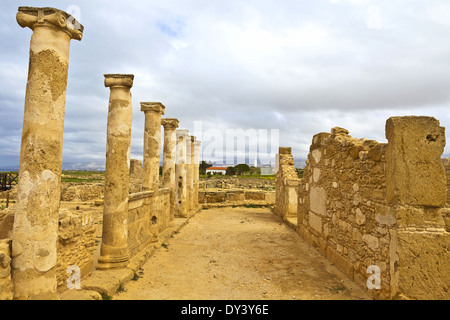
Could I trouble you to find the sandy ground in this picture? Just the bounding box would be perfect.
[115,207,370,300]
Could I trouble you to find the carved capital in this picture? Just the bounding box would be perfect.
[140,102,165,115]
[17,6,84,41]
[104,74,134,88]
[190,136,197,143]
[176,129,189,138]
[161,118,179,130]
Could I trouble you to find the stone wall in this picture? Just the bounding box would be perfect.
[274,147,300,220]
[201,177,275,190]
[0,239,13,300]
[199,190,275,207]
[296,116,449,300]
[60,183,104,202]
[56,209,96,289]
[0,207,97,295]
[443,158,450,205]
[127,189,171,258]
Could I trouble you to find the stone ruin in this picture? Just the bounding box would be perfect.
[0,6,448,300]
[0,7,201,299]
[275,117,449,300]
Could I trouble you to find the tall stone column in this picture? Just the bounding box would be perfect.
[161,118,179,222]
[141,102,165,191]
[97,74,134,270]
[175,129,189,217]
[12,7,83,300]
[187,136,196,212]
[193,140,202,211]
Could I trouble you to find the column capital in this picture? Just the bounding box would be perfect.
[140,102,165,114]
[190,136,197,143]
[104,74,134,88]
[194,140,202,147]
[161,118,179,129]
[17,6,84,40]
[176,129,189,138]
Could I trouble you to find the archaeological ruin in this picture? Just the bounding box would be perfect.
[0,6,449,300]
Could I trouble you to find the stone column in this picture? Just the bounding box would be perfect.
[12,7,83,300]
[175,129,189,217]
[141,102,165,191]
[161,118,179,222]
[186,136,195,213]
[97,74,134,270]
[193,140,202,211]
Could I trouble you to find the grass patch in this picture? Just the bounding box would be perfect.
[100,292,113,300]
[243,204,264,208]
[116,284,126,294]
[326,285,347,294]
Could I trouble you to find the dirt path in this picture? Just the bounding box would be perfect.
[115,207,370,300]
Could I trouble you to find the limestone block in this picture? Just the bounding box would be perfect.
[0,239,13,300]
[310,187,326,216]
[386,116,446,206]
[309,211,323,233]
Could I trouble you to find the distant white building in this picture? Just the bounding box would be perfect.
[205,167,227,175]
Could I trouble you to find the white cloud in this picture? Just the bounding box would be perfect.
[1,0,449,167]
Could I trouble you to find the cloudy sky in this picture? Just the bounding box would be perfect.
[1,0,450,168]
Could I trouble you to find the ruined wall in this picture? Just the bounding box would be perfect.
[129,159,144,194]
[0,239,13,300]
[443,158,450,204]
[201,177,275,190]
[60,183,104,202]
[56,209,96,289]
[127,189,171,258]
[0,207,97,296]
[199,190,275,207]
[297,117,449,300]
[274,147,299,219]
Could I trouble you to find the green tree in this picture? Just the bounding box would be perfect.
[226,166,237,175]
[235,163,250,175]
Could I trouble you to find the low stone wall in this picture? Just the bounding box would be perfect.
[201,177,275,190]
[199,190,275,207]
[127,188,171,258]
[56,209,96,289]
[0,239,12,300]
[60,183,104,202]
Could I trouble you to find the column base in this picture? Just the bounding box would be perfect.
[96,254,130,270]
[97,244,130,269]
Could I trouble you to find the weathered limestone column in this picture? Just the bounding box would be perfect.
[161,118,179,222]
[193,140,202,210]
[141,102,165,191]
[175,129,189,217]
[12,7,83,300]
[187,136,196,213]
[97,74,134,270]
